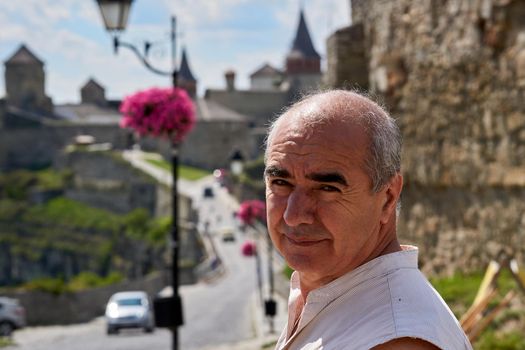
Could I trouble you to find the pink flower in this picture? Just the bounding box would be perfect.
[237,200,266,226]
[241,240,257,257]
[119,87,196,142]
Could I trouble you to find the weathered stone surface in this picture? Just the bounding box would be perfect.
[331,0,525,275]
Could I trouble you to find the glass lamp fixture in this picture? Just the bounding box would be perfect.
[96,0,134,32]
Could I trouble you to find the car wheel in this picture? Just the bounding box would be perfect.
[107,326,118,335]
[0,321,14,337]
[144,326,154,333]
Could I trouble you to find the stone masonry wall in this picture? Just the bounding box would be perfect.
[2,272,168,325]
[0,124,129,170]
[343,0,525,274]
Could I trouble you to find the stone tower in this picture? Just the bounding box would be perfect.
[4,44,53,114]
[285,9,322,94]
[80,78,106,106]
[177,48,197,99]
[327,0,525,275]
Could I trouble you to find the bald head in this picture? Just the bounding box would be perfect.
[265,90,402,192]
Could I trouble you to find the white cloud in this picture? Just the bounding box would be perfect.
[163,0,250,26]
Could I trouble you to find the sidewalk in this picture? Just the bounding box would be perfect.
[122,148,207,198]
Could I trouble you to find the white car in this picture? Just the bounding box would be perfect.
[0,297,26,336]
[105,291,154,335]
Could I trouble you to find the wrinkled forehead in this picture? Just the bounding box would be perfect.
[270,107,368,146]
[267,110,370,167]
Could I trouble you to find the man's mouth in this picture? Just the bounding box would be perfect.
[284,235,326,247]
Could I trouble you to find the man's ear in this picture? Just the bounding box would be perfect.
[380,173,403,224]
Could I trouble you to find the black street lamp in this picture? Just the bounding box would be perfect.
[96,1,183,349]
[96,0,179,86]
[230,149,245,177]
[229,149,244,201]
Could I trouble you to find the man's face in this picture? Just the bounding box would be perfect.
[265,114,391,284]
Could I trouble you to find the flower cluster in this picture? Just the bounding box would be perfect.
[237,200,266,226]
[241,240,257,257]
[119,87,196,143]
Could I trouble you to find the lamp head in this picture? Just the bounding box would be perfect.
[96,0,134,32]
[230,150,245,176]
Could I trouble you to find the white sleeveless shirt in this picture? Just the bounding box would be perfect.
[275,246,472,350]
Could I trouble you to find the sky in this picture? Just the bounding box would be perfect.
[0,0,350,104]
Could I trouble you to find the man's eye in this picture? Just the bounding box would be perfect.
[272,179,290,187]
[320,185,340,192]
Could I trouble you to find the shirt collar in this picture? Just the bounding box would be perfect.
[286,245,419,340]
[290,245,418,324]
[304,245,418,302]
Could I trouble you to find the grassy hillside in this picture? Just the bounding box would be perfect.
[0,168,170,289]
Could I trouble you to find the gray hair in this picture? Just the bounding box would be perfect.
[264,90,402,193]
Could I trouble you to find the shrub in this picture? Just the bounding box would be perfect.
[68,271,124,291]
[476,331,525,350]
[22,277,67,295]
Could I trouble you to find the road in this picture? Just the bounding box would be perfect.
[7,165,277,350]
[8,233,259,350]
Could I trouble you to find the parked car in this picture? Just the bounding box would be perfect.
[221,228,236,242]
[105,291,154,335]
[0,297,26,336]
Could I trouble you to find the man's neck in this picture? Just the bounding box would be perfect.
[298,236,402,299]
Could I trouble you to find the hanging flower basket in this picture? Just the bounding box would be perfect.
[237,200,266,226]
[119,87,196,143]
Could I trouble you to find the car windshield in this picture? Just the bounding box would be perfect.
[116,298,143,306]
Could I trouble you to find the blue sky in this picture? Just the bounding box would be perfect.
[0,0,350,104]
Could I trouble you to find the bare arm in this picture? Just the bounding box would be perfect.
[371,337,441,350]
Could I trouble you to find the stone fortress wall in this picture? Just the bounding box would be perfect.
[329,0,525,274]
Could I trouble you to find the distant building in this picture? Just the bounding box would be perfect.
[177,47,197,99]
[284,9,323,95]
[250,63,283,91]
[80,78,107,106]
[205,8,324,152]
[0,9,324,170]
[4,45,53,116]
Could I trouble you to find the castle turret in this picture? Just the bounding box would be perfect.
[286,10,321,75]
[177,48,197,99]
[285,10,322,94]
[80,78,107,106]
[4,44,53,113]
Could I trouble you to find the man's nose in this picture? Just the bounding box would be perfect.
[283,189,315,226]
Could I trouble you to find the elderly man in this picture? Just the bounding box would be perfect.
[264,90,472,350]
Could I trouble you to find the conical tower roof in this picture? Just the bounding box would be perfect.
[82,78,104,90]
[289,10,320,59]
[5,44,44,65]
[178,48,196,82]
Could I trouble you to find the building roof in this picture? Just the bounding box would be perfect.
[288,10,320,59]
[205,88,290,122]
[196,98,252,122]
[54,103,120,125]
[82,78,105,91]
[250,63,282,78]
[178,48,196,82]
[4,44,44,65]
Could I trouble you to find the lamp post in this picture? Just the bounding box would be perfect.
[96,1,183,349]
[230,149,244,202]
